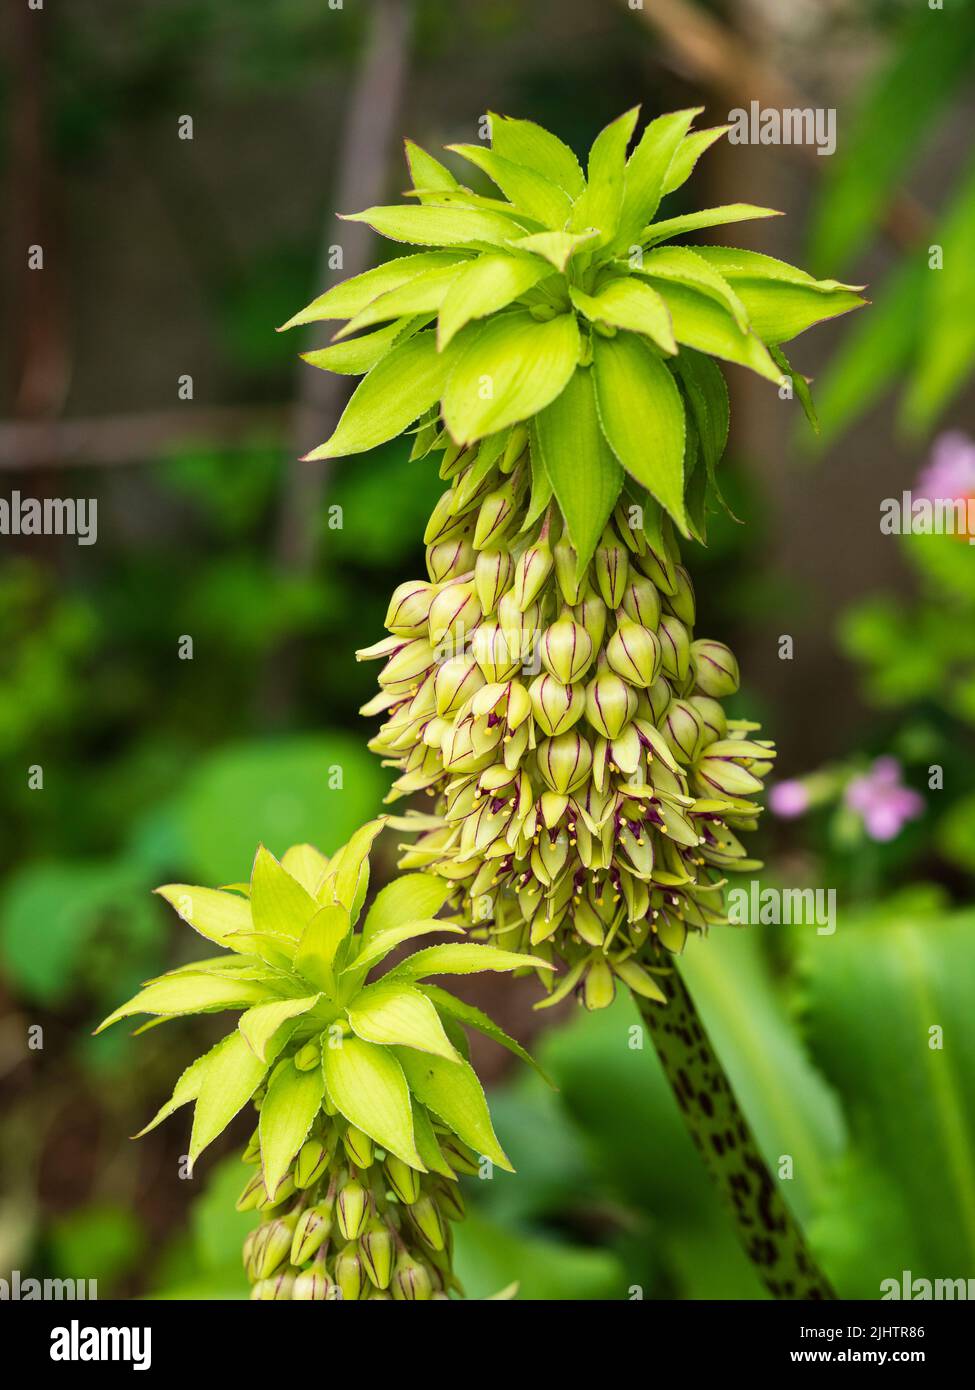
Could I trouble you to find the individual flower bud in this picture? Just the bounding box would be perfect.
[424,488,471,545]
[621,574,661,630]
[334,1248,364,1303]
[385,580,437,636]
[242,1128,261,1163]
[432,1180,466,1223]
[585,673,638,740]
[642,675,673,724]
[257,1172,295,1209]
[473,484,517,549]
[505,679,533,730]
[391,1252,433,1302]
[571,591,608,652]
[513,536,553,610]
[294,1139,329,1190]
[470,621,521,682]
[692,639,740,697]
[385,1154,421,1205]
[606,620,661,688]
[291,1203,333,1265]
[428,580,482,646]
[660,699,705,763]
[258,1269,295,1300]
[573,899,605,947]
[594,530,630,608]
[292,1269,331,1301]
[665,564,696,626]
[695,751,765,798]
[293,1040,321,1071]
[427,535,475,583]
[251,1219,293,1281]
[437,1138,480,1176]
[541,618,594,684]
[378,637,437,691]
[236,1170,265,1212]
[337,1178,369,1240]
[474,547,514,614]
[342,1125,374,1169]
[409,1194,447,1251]
[690,695,727,747]
[583,957,616,1011]
[658,614,691,685]
[358,1222,394,1290]
[502,423,529,471]
[434,652,485,716]
[553,537,583,605]
[537,731,593,794]
[529,674,584,737]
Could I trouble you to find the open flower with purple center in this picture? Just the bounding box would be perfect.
[843,756,923,842]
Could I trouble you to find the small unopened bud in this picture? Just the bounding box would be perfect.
[385,580,437,635]
[424,488,471,545]
[334,1248,364,1303]
[594,530,630,608]
[251,1219,293,1280]
[585,672,638,739]
[572,900,605,947]
[661,699,705,763]
[606,620,661,688]
[293,1040,321,1071]
[385,1154,421,1205]
[337,1178,369,1240]
[358,1222,394,1290]
[696,752,764,798]
[541,618,594,684]
[470,621,521,682]
[583,957,616,1011]
[428,580,482,645]
[571,592,608,652]
[434,652,485,716]
[432,1180,465,1222]
[391,1252,433,1301]
[473,484,517,549]
[474,548,514,614]
[691,639,740,697]
[409,1194,447,1251]
[658,615,691,685]
[294,1139,329,1190]
[427,535,475,584]
[529,674,584,737]
[378,637,437,691]
[513,537,553,611]
[258,1269,295,1300]
[621,574,661,629]
[502,424,529,471]
[665,564,696,626]
[236,1170,265,1212]
[641,675,672,723]
[342,1125,374,1169]
[690,695,727,746]
[553,538,583,605]
[537,731,593,794]
[291,1202,333,1265]
[292,1269,331,1301]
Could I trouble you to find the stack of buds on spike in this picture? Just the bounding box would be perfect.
[358,427,775,1010]
[239,1103,472,1301]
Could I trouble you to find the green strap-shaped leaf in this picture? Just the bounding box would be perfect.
[294,904,352,991]
[404,140,461,201]
[349,919,464,977]
[323,1035,422,1168]
[347,982,459,1061]
[421,984,555,1087]
[279,251,466,329]
[534,365,623,575]
[154,884,251,949]
[447,144,572,228]
[387,942,551,981]
[489,113,585,198]
[250,845,318,944]
[335,264,466,339]
[239,994,322,1063]
[592,331,687,534]
[342,204,529,249]
[324,817,386,918]
[132,1047,212,1139]
[690,246,866,344]
[570,279,676,355]
[642,246,749,331]
[96,972,274,1034]
[302,318,422,376]
[397,1049,512,1171]
[648,281,783,383]
[361,873,454,943]
[260,1058,326,1198]
[411,1104,457,1178]
[442,309,580,445]
[569,107,639,245]
[437,253,550,349]
[306,332,453,460]
[189,1030,268,1166]
[643,203,781,247]
[614,107,700,249]
[661,125,727,196]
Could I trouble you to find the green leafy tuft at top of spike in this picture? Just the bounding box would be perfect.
[283,108,865,540]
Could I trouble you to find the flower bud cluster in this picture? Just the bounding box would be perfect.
[358,430,775,1009]
[238,1102,471,1301]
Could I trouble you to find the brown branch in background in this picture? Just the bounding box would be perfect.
[619,0,929,251]
[0,408,288,470]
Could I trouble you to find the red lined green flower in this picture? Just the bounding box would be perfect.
[100,819,546,1300]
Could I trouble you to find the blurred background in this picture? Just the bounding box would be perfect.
[1,0,974,1300]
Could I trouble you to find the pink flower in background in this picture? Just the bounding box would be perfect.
[843,756,923,842]
[916,431,975,504]
[768,779,810,819]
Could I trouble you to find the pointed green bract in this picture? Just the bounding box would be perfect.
[154,884,250,949]
[96,972,273,1033]
[347,982,460,1061]
[361,873,453,942]
[250,845,318,944]
[189,1031,269,1166]
[615,107,700,249]
[388,942,551,980]
[569,107,639,245]
[442,309,580,444]
[447,143,572,228]
[489,113,585,198]
[323,1034,421,1168]
[570,278,676,355]
[260,1058,325,1197]
[281,251,466,328]
[397,1049,512,1172]
[437,253,550,349]
[294,904,352,990]
[239,994,322,1064]
[592,331,688,533]
[644,204,782,247]
[343,204,528,248]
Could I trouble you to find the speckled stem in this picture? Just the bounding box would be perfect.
[637,965,835,1300]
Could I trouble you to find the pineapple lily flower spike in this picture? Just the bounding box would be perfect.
[100,818,548,1301]
[283,109,867,1300]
